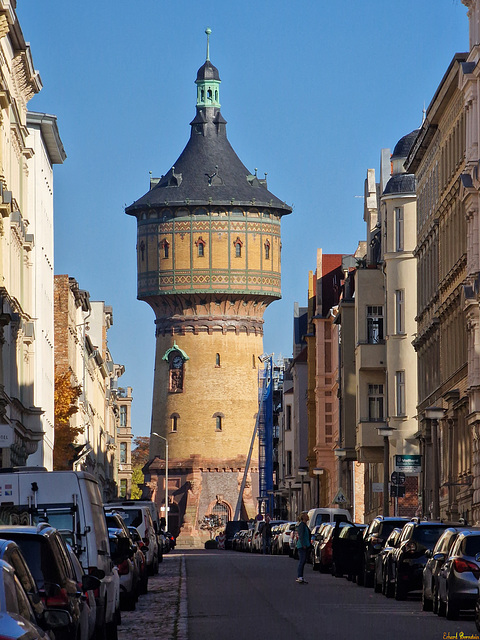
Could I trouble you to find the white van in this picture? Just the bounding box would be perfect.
[105,503,160,574]
[307,507,352,529]
[0,467,119,639]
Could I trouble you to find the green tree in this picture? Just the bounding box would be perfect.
[54,371,83,470]
[131,468,144,499]
[198,514,223,539]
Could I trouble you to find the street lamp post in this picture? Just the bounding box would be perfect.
[313,468,324,507]
[377,426,396,517]
[298,468,308,512]
[152,432,169,531]
[425,407,445,520]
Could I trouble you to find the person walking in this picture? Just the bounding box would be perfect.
[295,511,311,583]
[261,514,272,554]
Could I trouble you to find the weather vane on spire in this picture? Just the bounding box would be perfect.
[205,27,211,61]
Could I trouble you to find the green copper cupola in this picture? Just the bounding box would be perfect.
[195,27,221,109]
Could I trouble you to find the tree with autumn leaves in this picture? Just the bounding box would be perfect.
[53,370,83,470]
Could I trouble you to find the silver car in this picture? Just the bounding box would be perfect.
[437,530,480,619]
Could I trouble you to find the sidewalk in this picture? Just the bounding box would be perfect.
[118,551,187,640]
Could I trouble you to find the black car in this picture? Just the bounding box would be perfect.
[359,516,409,587]
[390,519,449,600]
[0,523,98,640]
[331,523,367,579]
[224,521,249,550]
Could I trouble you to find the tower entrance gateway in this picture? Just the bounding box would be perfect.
[126,29,292,547]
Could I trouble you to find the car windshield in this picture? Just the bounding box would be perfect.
[381,522,406,538]
[413,526,446,546]
[114,509,142,528]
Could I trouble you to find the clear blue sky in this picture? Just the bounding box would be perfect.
[18,0,468,437]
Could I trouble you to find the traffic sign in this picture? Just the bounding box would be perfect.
[391,471,406,486]
[333,487,347,504]
[394,455,421,473]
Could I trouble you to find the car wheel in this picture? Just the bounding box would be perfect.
[446,591,459,621]
[422,587,433,611]
[475,598,480,632]
[394,576,406,601]
[435,586,446,617]
[106,620,118,640]
[363,565,373,588]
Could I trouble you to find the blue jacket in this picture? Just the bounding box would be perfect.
[296,521,311,549]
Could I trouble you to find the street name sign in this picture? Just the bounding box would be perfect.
[394,454,421,473]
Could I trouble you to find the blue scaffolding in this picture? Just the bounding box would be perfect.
[234,357,273,520]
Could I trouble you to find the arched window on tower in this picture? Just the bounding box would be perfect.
[264,240,271,260]
[140,240,145,262]
[215,353,221,367]
[196,237,206,257]
[213,412,224,431]
[207,88,212,101]
[160,239,170,259]
[234,237,243,258]
[170,413,179,432]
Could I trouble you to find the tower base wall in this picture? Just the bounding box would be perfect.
[144,455,259,547]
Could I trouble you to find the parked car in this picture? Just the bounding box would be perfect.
[331,523,367,579]
[107,529,137,612]
[307,508,351,530]
[422,526,471,612]
[313,523,336,573]
[164,532,176,553]
[390,520,449,600]
[0,523,89,640]
[0,468,119,640]
[359,516,409,587]
[436,529,480,619]
[66,544,100,640]
[105,512,145,610]
[224,521,249,550]
[126,527,148,595]
[104,505,159,576]
[278,522,296,555]
[0,538,74,638]
[0,557,71,640]
[372,527,402,595]
[311,522,334,569]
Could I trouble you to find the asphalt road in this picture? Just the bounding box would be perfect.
[185,550,478,640]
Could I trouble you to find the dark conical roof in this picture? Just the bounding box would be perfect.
[126,115,291,212]
[196,60,220,81]
[383,173,416,195]
[391,129,419,160]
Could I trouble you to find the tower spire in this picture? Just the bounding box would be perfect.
[205,27,211,62]
[195,28,221,109]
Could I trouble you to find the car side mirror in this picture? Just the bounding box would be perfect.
[88,567,105,580]
[82,574,102,592]
[425,549,432,558]
[42,582,62,598]
[43,609,73,629]
[433,552,446,562]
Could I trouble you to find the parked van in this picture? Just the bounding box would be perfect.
[0,467,119,640]
[105,504,159,574]
[307,508,352,529]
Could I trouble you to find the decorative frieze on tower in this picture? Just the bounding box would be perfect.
[126,30,291,545]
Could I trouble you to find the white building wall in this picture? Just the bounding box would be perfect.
[26,115,64,468]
